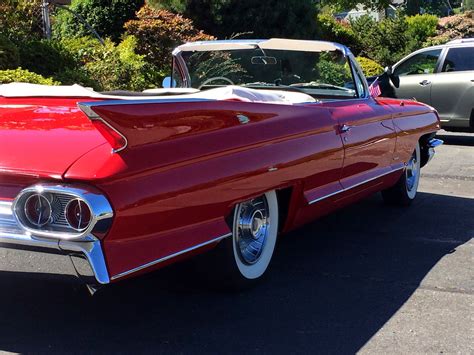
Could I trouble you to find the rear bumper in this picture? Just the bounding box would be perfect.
[0,201,110,287]
[426,138,443,164]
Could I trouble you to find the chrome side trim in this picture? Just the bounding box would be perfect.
[110,232,232,281]
[308,167,404,205]
[79,98,212,108]
[78,103,129,153]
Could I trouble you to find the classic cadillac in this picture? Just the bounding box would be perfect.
[0,39,442,293]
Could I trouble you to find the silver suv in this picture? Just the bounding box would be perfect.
[389,39,474,132]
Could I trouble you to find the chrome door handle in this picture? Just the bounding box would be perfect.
[419,80,431,86]
[340,124,351,133]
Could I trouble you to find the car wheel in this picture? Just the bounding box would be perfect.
[382,142,421,206]
[210,191,279,289]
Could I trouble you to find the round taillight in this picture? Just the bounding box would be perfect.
[65,199,92,231]
[24,194,52,227]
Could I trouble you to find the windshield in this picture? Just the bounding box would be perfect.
[178,48,358,99]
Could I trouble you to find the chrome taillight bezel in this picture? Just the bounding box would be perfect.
[12,184,113,240]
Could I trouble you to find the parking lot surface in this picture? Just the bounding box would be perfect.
[0,131,472,354]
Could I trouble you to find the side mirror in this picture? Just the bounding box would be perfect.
[384,66,393,76]
[162,76,176,88]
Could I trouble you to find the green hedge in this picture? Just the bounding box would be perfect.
[0,34,20,70]
[356,57,384,77]
[0,68,60,85]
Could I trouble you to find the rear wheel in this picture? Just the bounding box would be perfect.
[211,191,279,288]
[382,142,421,206]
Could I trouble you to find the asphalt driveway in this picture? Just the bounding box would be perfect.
[0,131,472,354]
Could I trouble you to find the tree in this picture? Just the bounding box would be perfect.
[148,0,318,39]
[54,0,145,41]
[0,0,44,41]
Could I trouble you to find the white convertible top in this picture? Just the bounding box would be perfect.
[174,38,349,55]
[0,83,315,104]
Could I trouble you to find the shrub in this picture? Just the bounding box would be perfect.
[17,40,77,78]
[54,68,100,90]
[406,14,438,51]
[317,13,360,54]
[53,0,144,42]
[0,68,60,85]
[356,56,384,77]
[351,14,409,66]
[124,5,214,73]
[315,53,352,87]
[79,36,154,91]
[0,34,20,70]
[425,11,474,45]
[59,36,104,64]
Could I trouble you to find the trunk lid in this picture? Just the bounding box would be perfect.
[0,97,107,178]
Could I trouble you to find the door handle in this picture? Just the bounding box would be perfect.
[419,80,431,86]
[340,124,351,133]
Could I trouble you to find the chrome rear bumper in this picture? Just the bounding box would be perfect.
[0,201,110,288]
[426,138,444,163]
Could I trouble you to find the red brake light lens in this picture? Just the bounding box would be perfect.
[92,120,127,152]
[65,199,92,231]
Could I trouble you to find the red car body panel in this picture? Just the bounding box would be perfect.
[0,97,106,178]
[0,93,440,282]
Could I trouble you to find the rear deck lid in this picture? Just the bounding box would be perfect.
[0,97,107,178]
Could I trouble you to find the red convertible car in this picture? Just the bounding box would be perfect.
[0,39,442,293]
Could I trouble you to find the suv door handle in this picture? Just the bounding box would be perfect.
[419,80,431,86]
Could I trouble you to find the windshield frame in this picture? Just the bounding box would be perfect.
[171,39,369,100]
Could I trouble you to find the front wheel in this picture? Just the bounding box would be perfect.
[382,142,421,206]
[210,191,279,289]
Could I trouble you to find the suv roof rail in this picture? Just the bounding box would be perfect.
[447,38,474,44]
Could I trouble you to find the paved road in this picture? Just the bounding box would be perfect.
[0,131,472,354]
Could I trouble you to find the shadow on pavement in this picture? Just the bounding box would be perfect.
[0,192,472,353]
[437,133,474,147]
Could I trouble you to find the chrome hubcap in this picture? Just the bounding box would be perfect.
[406,151,418,192]
[235,196,270,265]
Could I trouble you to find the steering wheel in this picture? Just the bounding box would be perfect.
[198,76,235,89]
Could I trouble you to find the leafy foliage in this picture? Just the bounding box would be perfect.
[356,56,383,76]
[0,0,44,41]
[316,14,360,53]
[124,4,214,72]
[54,0,144,42]
[0,35,20,70]
[149,0,318,40]
[319,0,391,11]
[61,36,155,91]
[17,40,77,78]
[0,68,60,85]
[351,14,409,66]
[315,53,352,87]
[406,14,438,51]
[425,11,474,45]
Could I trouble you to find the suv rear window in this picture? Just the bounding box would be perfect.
[442,47,474,72]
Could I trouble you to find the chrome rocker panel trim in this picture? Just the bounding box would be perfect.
[308,166,405,205]
[110,233,232,281]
